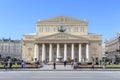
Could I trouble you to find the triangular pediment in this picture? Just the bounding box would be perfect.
[37,15,87,24]
[36,33,88,41]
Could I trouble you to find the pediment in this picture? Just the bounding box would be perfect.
[37,15,87,24]
[36,33,88,41]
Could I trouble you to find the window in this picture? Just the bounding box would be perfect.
[42,28,43,32]
[46,27,50,32]
[76,27,78,32]
[74,27,78,32]
[80,27,84,32]
[39,27,43,32]
[54,28,56,32]
[82,27,84,32]
[48,27,50,32]
[68,28,71,32]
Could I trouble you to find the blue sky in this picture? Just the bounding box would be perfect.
[0,0,120,42]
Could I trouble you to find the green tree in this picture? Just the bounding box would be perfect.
[91,57,94,63]
[11,57,17,62]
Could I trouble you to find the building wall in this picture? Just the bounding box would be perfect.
[0,39,22,59]
[105,32,120,62]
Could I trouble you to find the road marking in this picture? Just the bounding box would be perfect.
[0,77,120,79]
[1,71,120,74]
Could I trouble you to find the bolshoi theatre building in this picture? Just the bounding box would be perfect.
[22,16,102,62]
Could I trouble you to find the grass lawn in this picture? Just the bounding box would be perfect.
[100,64,120,68]
[0,64,21,68]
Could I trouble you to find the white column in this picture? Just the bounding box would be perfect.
[42,43,46,62]
[56,43,60,61]
[64,44,67,61]
[49,44,52,62]
[71,43,74,60]
[79,44,82,62]
[34,44,39,61]
[86,43,89,61]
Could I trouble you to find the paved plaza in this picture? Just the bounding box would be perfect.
[39,64,73,70]
[1,71,120,80]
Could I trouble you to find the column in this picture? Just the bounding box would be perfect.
[86,43,89,61]
[42,43,46,62]
[49,43,52,62]
[79,44,82,62]
[34,44,39,61]
[71,43,74,60]
[56,43,60,61]
[64,44,67,61]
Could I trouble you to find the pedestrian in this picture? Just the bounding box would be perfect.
[9,62,12,69]
[103,62,106,69]
[64,60,66,67]
[4,62,7,70]
[91,63,94,70]
[53,61,56,69]
[21,60,25,69]
[73,62,78,69]
[71,60,74,67]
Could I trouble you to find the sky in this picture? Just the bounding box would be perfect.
[0,0,120,42]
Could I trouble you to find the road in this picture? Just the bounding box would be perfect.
[0,71,120,80]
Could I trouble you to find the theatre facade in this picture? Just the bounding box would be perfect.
[22,16,102,62]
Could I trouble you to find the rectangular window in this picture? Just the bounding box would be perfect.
[48,27,50,32]
[76,27,78,32]
[46,27,47,32]
[39,28,41,32]
[42,28,43,32]
[45,27,50,32]
[80,27,84,32]
[68,28,71,32]
[82,27,84,32]
[74,27,76,32]
[39,27,43,32]
[54,28,56,32]
[74,27,78,32]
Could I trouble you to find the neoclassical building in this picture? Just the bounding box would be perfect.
[0,38,22,59]
[22,16,102,62]
[105,32,120,62]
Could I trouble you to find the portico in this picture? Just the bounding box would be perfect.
[34,43,89,62]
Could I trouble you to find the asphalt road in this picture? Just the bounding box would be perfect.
[0,71,120,80]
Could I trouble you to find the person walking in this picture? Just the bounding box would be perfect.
[9,62,12,69]
[21,60,25,69]
[103,62,106,69]
[64,60,67,67]
[4,62,7,70]
[53,61,56,69]
[91,63,94,70]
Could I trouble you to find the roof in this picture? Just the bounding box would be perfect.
[36,15,88,24]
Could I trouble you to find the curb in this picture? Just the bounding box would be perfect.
[1,69,120,71]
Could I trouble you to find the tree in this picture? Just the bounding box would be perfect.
[102,57,110,63]
[11,57,17,62]
[91,57,95,63]
[95,57,99,65]
[115,55,120,64]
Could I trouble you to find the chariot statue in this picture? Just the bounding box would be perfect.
[58,26,66,32]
